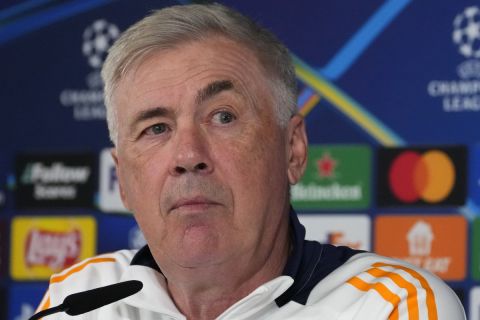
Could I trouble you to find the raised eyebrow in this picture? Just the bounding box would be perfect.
[195,80,235,106]
[130,107,172,133]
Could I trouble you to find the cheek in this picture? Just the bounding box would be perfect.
[120,153,169,244]
[219,126,287,196]
[119,150,167,212]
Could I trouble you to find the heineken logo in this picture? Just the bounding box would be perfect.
[292,145,371,210]
[291,183,362,201]
[316,152,337,178]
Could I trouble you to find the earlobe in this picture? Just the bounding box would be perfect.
[110,148,119,166]
[110,148,131,211]
[287,115,308,185]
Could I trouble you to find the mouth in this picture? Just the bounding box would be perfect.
[170,196,220,213]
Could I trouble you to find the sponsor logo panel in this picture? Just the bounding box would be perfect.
[98,148,129,213]
[10,216,96,280]
[427,6,480,113]
[97,215,145,254]
[8,283,48,320]
[375,215,467,281]
[377,146,467,206]
[298,214,370,250]
[291,145,371,209]
[471,287,480,320]
[59,19,120,121]
[473,218,480,280]
[15,153,95,208]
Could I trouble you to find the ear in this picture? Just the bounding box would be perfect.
[286,114,308,185]
[110,148,131,211]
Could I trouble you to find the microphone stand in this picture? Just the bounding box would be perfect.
[29,280,143,320]
[30,304,68,320]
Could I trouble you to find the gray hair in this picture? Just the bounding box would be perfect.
[101,3,297,145]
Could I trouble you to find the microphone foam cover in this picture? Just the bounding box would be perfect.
[63,280,143,315]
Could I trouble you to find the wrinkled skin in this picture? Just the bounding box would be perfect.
[111,36,307,318]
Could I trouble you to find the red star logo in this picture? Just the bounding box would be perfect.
[317,152,337,178]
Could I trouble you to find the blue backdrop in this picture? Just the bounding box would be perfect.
[1,0,479,319]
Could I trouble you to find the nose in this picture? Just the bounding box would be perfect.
[169,125,213,176]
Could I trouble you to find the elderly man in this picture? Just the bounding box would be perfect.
[36,3,465,319]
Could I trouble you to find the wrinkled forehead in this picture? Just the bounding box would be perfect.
[128,36,269,81]
[115,36,274,103]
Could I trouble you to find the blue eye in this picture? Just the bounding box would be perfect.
[146,123,168,135]
[213,111,236,124]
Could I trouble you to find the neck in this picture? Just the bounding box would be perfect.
[165,212,291,320]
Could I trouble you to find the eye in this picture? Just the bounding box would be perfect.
[144,123,169,136]
[212,110,236,124]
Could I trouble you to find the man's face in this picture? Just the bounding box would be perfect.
[112,37,305,271]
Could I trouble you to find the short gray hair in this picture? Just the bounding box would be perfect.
[101,3,297,145]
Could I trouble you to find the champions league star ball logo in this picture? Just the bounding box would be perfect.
[426,6,480,112]
[59,19,120,120]
[452,6,480,58]
[82,19,120,69]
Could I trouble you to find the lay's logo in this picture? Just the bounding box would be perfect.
[25,229,81,270]
[377,146,467,206]
[10,216,96,280]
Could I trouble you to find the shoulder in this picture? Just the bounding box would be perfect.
[49,249,136,288]
[37,249,137,312]
[308,252,465,320]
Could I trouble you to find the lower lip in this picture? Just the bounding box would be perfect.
[172,203,217,213]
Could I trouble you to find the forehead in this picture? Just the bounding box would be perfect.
[120,37,270,97]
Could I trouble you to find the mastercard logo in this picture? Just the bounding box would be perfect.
[388,150,455,203]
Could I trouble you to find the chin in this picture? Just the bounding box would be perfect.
[176,247,225,269]
[177,226,222,262]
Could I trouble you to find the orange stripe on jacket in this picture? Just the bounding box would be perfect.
[373,262,438,320]
[367,267,419,320]
[347,276,400,320]
[36,293,50,312]
[50,257,116,284]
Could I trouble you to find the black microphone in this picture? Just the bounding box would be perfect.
[29,280,143,320]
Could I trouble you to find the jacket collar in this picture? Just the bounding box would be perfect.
[128,207,304,312]
[130,207,305,278]
[129,207,360,308]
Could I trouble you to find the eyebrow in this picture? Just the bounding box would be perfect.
[195,80,234,105]
[129,80,235,134]
[130,107,172,134]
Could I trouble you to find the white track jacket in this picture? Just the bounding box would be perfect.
[37,211,465,319]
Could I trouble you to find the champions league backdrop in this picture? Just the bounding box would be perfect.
[1,0,480,318]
